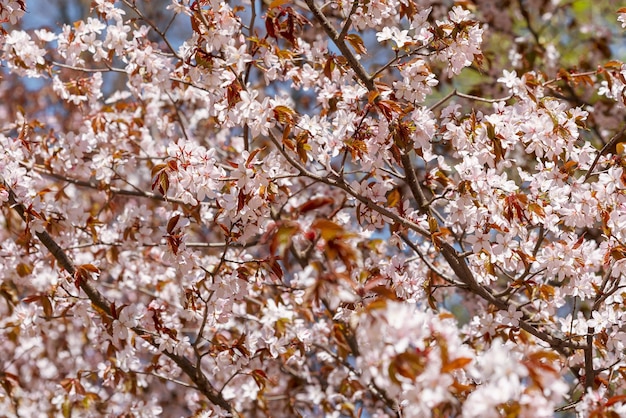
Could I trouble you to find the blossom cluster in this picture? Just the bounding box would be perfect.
[1,0,626,416]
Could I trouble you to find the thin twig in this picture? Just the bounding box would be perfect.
[338,0,359,38]
[399,233,462,287]
[1,179,234,413]
[584,125,626,181]
[399,152,428,213]
[455,91,512,103]
[121,0,183,61]
[428,89,456,112]
[303,0,375,91]
[27,164,217,208]
[312,343,400,417]
[584,326,595,390]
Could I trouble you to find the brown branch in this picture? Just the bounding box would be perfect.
[399,233,462,287]
[400,152,428,213]
[339,0,359,39]
[300,0,582,361]
[584,125,626,182]
[455,91,513,103]
[312,343,400,417]
[428,89,457,111]
[438,242,581,354]
[2,180,235,414]
[121,0,183,61]
[516,0,542,49]
[584,326,595,390]
[28,164,217,208]
[268,131,431,238]
[303,0,375,91]
[270,130,583,355]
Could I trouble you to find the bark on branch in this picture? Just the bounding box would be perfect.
[2,179,235,415]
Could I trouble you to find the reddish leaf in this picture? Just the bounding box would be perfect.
[386,188,401,208]
[389,351,427,383]
[368,90,379,104]
[80,264,100,274]
[298,197,334,213]
[265,258,284,280]
[273,105,296,125]
[311,219,345,241]
[167,214,181,234]
[150,163,167,178]
[246,147,265,166]
[606,394,626,407]
[41,295,53,318]
[268,0,289,8]
[250,369,268,391]
[265,15,277,39]
[605,60,624,70]
[441,357,472,373]
[15,262,33,277]
[345,33,367,55]
[269,222,300,256]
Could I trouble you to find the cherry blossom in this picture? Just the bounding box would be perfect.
[1,0,626,416]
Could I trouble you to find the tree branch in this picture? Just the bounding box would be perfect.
[300,0,582,361]
[400,152,429,213]
[2,179,235,414]
[584,125,626,181]
[27,164,217,208]
[584,326,595,390]
[303,0,375,91]
[269,131,582,355]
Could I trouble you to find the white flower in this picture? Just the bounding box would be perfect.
[449,5,471,24]
[167,0,191,15]
[3,30,47,77]
[0,0,25,24]
[376,26,412,48]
